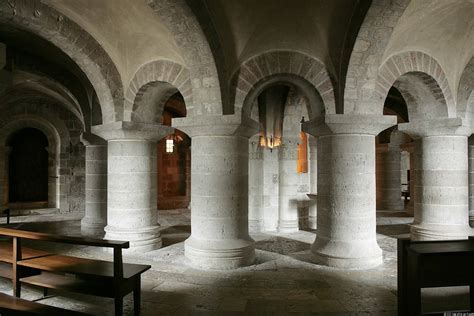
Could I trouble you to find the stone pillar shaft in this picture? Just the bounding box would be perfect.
[105,139,160,251]
[406,144,415,216]
[313,134,381,268]
[398,118,473,240]
[185,134,254,269]
[304,114,396,269]
[278,138,299,233]
[81,144,107,237]
[174,115,257,270]
[248,140,263,232]
[376,144,404,211]
[411,136,470,239]
[308,136,317,229]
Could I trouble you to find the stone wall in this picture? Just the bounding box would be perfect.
[0,101,85,214]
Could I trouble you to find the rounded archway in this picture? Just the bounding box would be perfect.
[8,128,49,206]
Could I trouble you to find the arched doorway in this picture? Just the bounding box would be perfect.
[8,128,49,206]
[157,93,191,210]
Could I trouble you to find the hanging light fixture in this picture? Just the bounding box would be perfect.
[258,85,289,151]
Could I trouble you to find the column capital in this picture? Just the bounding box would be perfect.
[80,132,106,146]
[91,121,173,141]
[302,114,397,137]
[399,118,472,138]
[172,114,259,138]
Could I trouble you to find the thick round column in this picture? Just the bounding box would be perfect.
[308,136,317,229]
[407,147,415,216]
[81,144,107,237]
[411,136,472,239]
[248,140,263,232]
[312,134,382,268]
[469,136,474,227]
[185,134,255,269]
[278,138,299,233]
[376,144,404,210]
[105,140,160,251]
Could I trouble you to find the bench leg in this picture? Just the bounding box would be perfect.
[114,296,123,316]
[134,277,141,316]
[12,279,21,298]
[470,284,474,312]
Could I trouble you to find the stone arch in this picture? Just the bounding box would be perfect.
[0,115,70,211]
[344,0,411,113]
[0,0,123,123]
[232,50,336,120]
[457,57,474,125]
[146,0,224,116]
[0,81,85,127]
[375,51,455,119]
[124,60,192,123]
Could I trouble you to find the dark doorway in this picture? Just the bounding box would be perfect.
[8,128,49,203]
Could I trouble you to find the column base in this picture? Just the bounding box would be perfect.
[80,217,106,237]
[311,237,383,269]
[184,237,255,270]
[278,220,299,233]
[470,216,474,228]
[104,225,162,252]
[410,223,474,240]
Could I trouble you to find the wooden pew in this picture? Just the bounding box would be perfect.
[397,237,474,315]
[0,292,88,315]
[0,228,151,316]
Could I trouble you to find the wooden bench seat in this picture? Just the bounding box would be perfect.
[18,254,150,279]
[0,292,88,315]
[0,228,151,316]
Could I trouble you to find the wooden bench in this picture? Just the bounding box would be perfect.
[0,228,151,316]
[398,237,474,315]
[1,208,10,224]
[0,292,88,315]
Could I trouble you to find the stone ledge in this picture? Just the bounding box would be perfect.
[92,121,173,141]
[303,114,397,137]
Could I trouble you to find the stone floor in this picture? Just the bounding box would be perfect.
[0,208,470,315]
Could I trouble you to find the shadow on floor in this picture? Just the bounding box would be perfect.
[376,224,410,237]
[159,225,191,247]
[255,236,311,255]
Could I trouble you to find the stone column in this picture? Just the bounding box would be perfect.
[92,122,172,252]
[399,118,473,240]
[248,139,263,232]
[308,136,317,229]
[262,149,279,231]
[80,133,107,237]
[469,136,474,227]
[278,137,300,233]
[304,114,396,269]
[376,142,404,211]
[401,142,415,216]
[174,115,257,270]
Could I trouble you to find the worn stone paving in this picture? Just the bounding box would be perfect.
[0,209,470,315]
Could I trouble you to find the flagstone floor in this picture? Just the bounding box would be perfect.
[0,208,469,315]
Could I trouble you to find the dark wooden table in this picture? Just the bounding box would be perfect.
[398,237,474,315]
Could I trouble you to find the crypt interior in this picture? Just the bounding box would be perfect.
[0,0,474,314]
